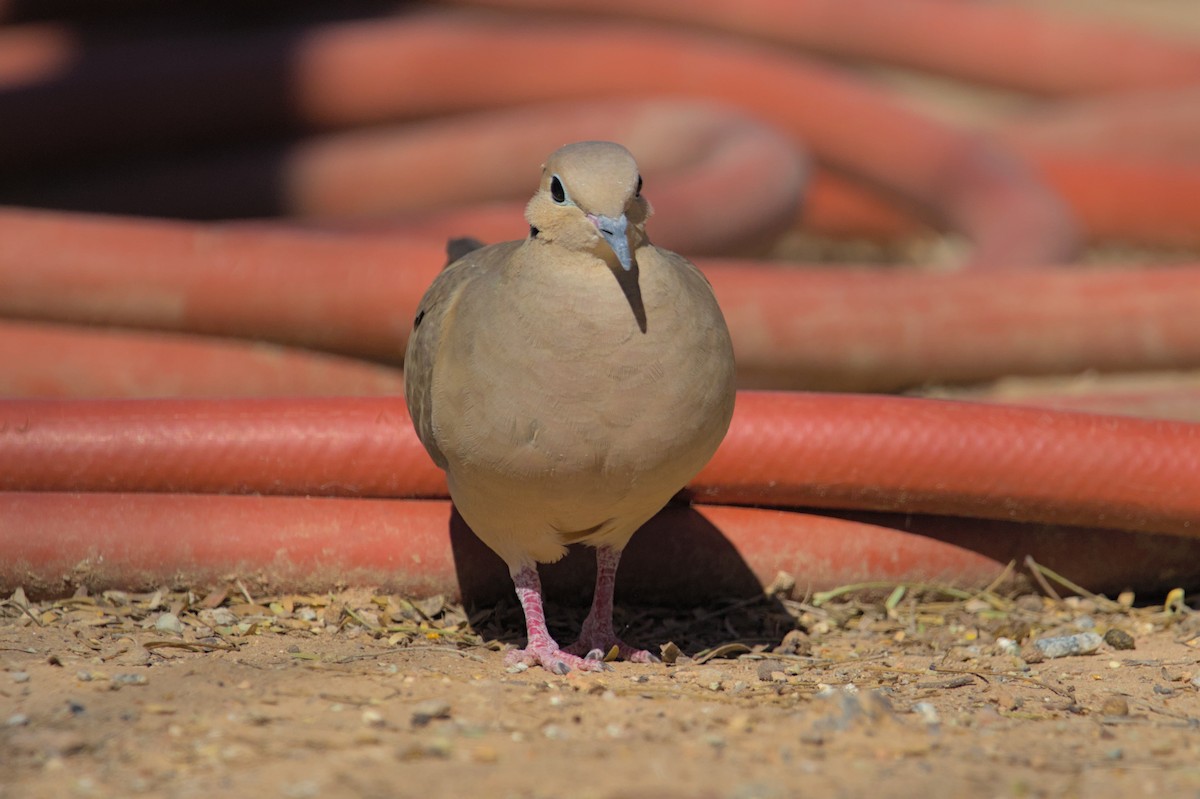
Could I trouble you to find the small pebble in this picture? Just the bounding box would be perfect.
[361,709,385,727]
[76,671,94,682]
[756,660,785,682]
[410,699,451,727]
[1099,695,1129,717]
[11,671,30,683]
[863,691,896,719]
[8,587,29,609]
[154,613,184,637]
[116,648,152,668]
[397,739,450,761]
[995,637,1020,657]
[1020,645,1045,664]
[992,689,1021,712]
[798,729,825,746]
[773,629,811,656]
[1034,632,1102,659]
[6,713,29,726]
[1103,629,1136,651]
[659,641,682,664]
[112,673,148,687]
[1015,594,1045,612]
[912,702,940,726]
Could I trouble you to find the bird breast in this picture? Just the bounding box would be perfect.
[431,246,734,497]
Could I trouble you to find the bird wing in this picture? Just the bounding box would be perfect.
[403,239,521,470]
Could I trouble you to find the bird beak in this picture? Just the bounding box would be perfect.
[589,213,634,271]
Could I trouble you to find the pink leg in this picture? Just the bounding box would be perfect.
[505,564,607,674]
[565,546,659,664]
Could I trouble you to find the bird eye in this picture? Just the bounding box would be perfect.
[549,175,566,204]
[635,175,643,197]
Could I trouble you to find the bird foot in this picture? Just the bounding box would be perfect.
[565,636,661,664]
[505,644,611,675]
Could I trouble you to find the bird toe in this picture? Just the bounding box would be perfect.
[506,644,608,674]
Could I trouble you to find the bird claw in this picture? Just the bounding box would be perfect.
[505,645,610,674]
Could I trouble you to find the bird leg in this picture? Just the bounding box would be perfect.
[565,546,660,663]
[505,563,607,674]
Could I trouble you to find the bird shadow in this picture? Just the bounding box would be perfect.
[449,503,795,656]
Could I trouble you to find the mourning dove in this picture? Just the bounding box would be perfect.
[405,141,736,673]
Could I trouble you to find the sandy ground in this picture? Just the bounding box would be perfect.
[3,585,1200,799]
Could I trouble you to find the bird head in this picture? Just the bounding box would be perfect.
[525,141,652,272]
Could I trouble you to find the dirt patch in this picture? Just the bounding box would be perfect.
[3,582,1199,799]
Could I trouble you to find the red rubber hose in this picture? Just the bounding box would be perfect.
[0,208,440,362]
[0,397,442,497]
[4,99,805,258]
[0,12,1078,266]
[19,103,1194,248]
[7,11,1199,249]
[693,393,1200,536]
[3,493,1198,602]
[940,373,1200,423]
[800,169,926,240]
[1000,87,1200,163]
[1027,155,1200,249]
[0,319,407,398]
[3,393,1198,536]
[4,208,1200,391]
[457,0,1200,94]
[707,262,1200,391]
[0,489,1137,599]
